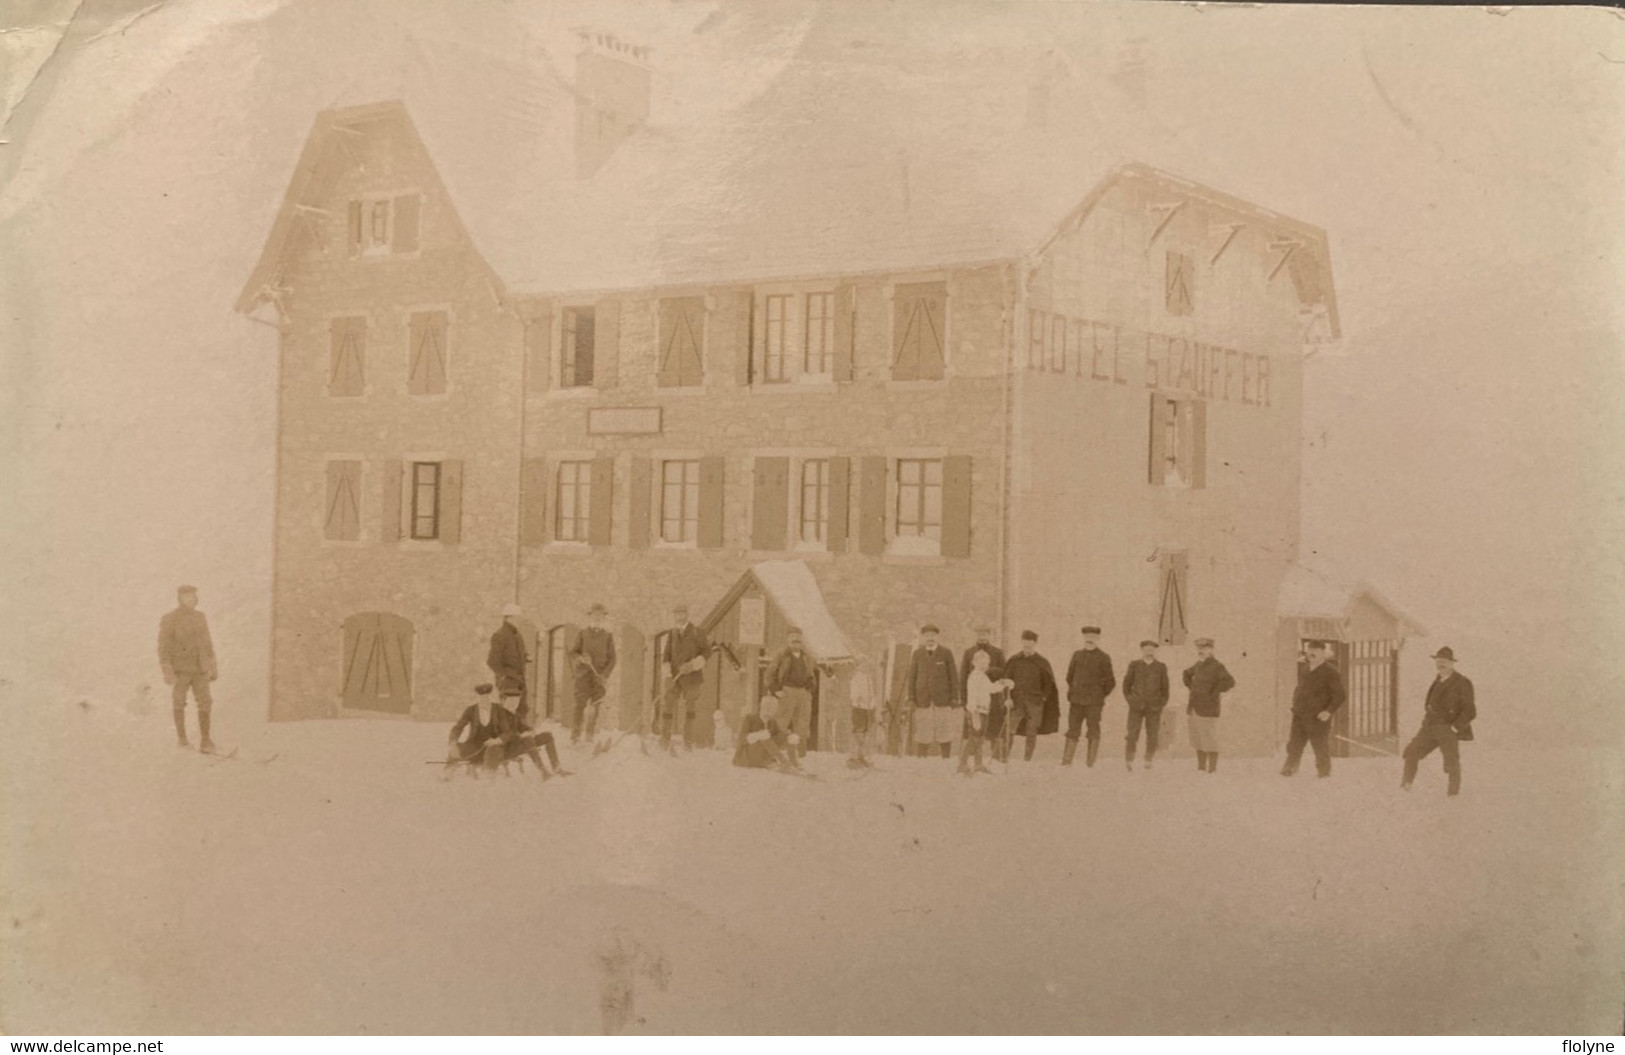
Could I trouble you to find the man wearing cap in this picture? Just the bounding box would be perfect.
[765,627,818,759]
[660,604,710,751]
[567,603,617,745]
[1182,637,1235,773]
[1064,626,1117,767]
[158,584,218,752]
[1122,639,1171,770]
[962,623,1009,761]
[488,603,531,725]
[1283,640,1347,778]
[446,683,568,779]
[904,624,959,759]
[1401,646,1476,797]
[1003,631,1060,762]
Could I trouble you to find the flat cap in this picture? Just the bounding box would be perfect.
[1080,625,1102,635]
[920,623,941,634]
[1021,630,1039,642]
[1194,637,1215,648]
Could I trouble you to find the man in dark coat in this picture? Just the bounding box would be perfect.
[1003,630,1059,762]
[1283,640,1347,778]
[446,683,568,778]
[158,584,218,752]
[961,622,1009,760]
[659,604,710,751]
[904,623,959,759]
[1121,639,1170,770]
[487,603,530,724]
[1182,637,1236,772]
[765,626,818,758]
[1402,646,1477,797]
[567,603,617,744]
[1064,626,1117,767]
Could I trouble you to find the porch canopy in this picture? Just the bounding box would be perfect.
[701,559,855,663]
[1277,563,1428,641]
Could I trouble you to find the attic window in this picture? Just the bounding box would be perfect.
[347,194,421,257]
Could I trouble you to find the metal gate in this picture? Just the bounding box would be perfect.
[1331,639,1399,757]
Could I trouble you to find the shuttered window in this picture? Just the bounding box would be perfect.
[751,456,789,551]
[1148,395,1207,489]
[763,295,790,383]
[660,460,701,543]
[561,307,595,388]
[892,282,947,381]
[555,461,592,542]
[329,317,366,397]
[347,194,420,257]
[407,311,448,395]
[804,293,835,375]
[324,460,362,541]
[658,297,706,388]
[799,459,830,544]
[1157,551,1189,646]
[410,462,441,540]
[895,459,943,540]
[1166,251,1194,316]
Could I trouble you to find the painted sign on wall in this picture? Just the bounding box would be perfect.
[1025,310,1272,407]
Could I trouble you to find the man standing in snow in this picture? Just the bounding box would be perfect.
[847,653,878,769]
[1182,637,1235,773]
[1401,646,1476,797]
[765,627,817,759]
[961,623,1008,761]
[904,624,959,759]
[1282,640,1346,779]
[1064,626,1117,767]
[567,603,617,745]
[1003,630,1059,762]
[158,584,218,752]
[660,604,710,751]
[1122,639,1170,770]
[487,603,530,725]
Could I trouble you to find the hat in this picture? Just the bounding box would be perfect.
[1306,639,1331,651]
[1139,640,1159,649]
[1021,630,1039,642]
[1431,646,1457,661]
[176,584,198,597]
[474,683,494,695]
[1194,637,1214,648]
[501,603,523,618]
[587,602,608,616]
[1080,625,1101,635]
[787,625,804,636]
[920,623,941,634]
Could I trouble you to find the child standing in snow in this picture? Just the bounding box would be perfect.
[958,650,1012,775]
[848,654,877,769]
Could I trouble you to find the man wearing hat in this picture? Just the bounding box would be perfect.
[1182,637,1235,773]
[904,623,959,759]
[1122,639,1171,770]
[660,604,710,751]
[1401,646,1476,796]
[765,626,818,758]
[158,584,219,752]
[1003,631,1060,762]
[1283,640,1347,778]
[567,603,617,745]
[487,603,531,725]
[1064,626,1117,767]
[962,622,1009,760]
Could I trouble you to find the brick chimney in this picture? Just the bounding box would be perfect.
[573,28,651,177]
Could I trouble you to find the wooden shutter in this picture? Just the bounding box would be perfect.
[596,299,620,390]
[1158,551,1189,646]
[325,460,362,541]
[940,455,973,558]
[1190,399,1208,490]
[408,311,448,395]
[833,285,856,381]
[525,308,553,394]
[1166,251,1193,316]
[341,615,374,702]
[659,297,706,388]
[346,201,362,255]
[329,318,365,397]
[681,300,706,386]
[827,456,851,553]
[520,457,548,548]
[858,455,887,555]
[893,282,946,381]
[618,624,645,733]
[588,455,614,547]
[440,459,463,544]
[698,455,726,549]
[381,459,403,543]
[751,456,790,551]
[627,455,651,549]
[1147,394,1167,486]
[392,193,421,254]
[712,287,752,388]
[379,615,414,713]
[657,298,682,388]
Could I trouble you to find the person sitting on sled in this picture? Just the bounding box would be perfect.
[446,684,569,778]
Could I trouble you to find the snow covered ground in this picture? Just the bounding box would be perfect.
[4,683,1622,1036]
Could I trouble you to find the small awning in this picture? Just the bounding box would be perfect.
[1277,563,1428,638]
[699,559,855,663]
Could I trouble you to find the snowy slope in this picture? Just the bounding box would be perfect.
[4,682,1622,1035]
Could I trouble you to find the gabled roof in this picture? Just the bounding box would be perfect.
[700,560,854,663]
[1278,563,1428,638]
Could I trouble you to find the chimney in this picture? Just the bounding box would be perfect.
[573,28,652,178]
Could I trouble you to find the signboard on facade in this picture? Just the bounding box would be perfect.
[587,406,663,435]
[738,596,767,647]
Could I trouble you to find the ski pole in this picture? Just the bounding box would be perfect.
[1330,733,1401,757]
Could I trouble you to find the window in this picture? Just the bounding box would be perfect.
[659,459,701,543]
[804,292,834,375]
[1148,395,1207,489]
[554,461,592,542]
[348,194,420,257]
[892,282,947,381]
[658,297,706,388]
[1157,551,1189,646]
[329,317,366,397]
[410,462,441,540]
[798,459,830,544]
[895,458,943,541]
[1166,251,1194,316]
[407,311,448,395]
[763,294,790,383]
[561,307,595,388]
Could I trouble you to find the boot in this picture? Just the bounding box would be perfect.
[974,741,993,775]
[940,742,952,760]
[1207,753,1218,773]
[198,710,216,754]
[173,708,189,748]
[1024,735,1036,762]
[1085,738,1099,768]
[1446,767,1461,797]
[1061,738,1078,766]
[1198,751,1208,771]
[1401,757,1419,789]
[957,741,973,775]
[1125,744,1135,771]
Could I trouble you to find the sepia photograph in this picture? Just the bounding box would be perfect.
[2,0,1623,1039]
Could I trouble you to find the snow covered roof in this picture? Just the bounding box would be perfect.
[1277,564,1428,638]
[701,559,854,663]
